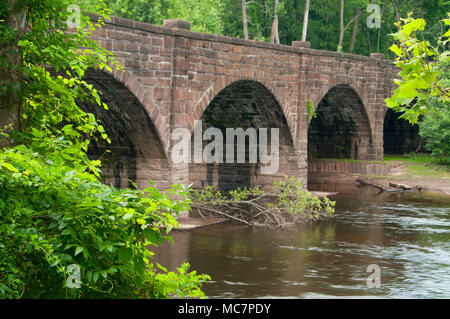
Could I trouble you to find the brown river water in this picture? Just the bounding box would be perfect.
[154,183,450,298]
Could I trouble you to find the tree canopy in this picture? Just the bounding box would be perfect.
[77,0,449,57]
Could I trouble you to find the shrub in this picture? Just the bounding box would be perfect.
[190,177,335,228]
[1,0,210,298]
[0,142,210,298]
[419,100,450,164]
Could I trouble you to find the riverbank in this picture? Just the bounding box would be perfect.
[368,155,450,194]
[309,155,450,195]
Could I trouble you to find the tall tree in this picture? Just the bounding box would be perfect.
[337,0,361,51]
[338,0,345,51]
[270,0,280,43]
[301,0,310,41]
[0,0,27,142]
[348,8,360,52]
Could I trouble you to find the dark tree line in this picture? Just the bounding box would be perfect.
[78,0,449,57]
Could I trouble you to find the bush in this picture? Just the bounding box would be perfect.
[190,177,335,228]
[0,143,210,298]
[419,100,450,164]
[1,0,210,298]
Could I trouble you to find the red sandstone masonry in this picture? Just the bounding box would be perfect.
[85,13,398,188]
[308,159,396,177]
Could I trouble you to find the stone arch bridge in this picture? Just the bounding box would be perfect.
[81,15,398,191]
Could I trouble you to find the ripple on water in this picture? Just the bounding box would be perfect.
[155,192,450,298]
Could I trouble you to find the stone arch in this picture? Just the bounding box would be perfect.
[78,68,170,190]
[189,79,299,191]
[383,108,420,155]
[101,67,169,157]
[191,76,296,147]
[308,83,375,160]
[310,77,375,127]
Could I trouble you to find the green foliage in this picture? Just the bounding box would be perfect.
[385,13,449,162]
[99,0,166,25]
[0,144,209,298]
[79,0,449,58]
[419,102,450,163]
[191,177,335,228]
[165,0,225,34]
[3,0,120,148]
[307,100,316,123]
[272,177,335,219]
[0,0,209,298]
[386,13,449,124]
[80,0,225,34]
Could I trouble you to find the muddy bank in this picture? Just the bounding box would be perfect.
[309,172,450,196]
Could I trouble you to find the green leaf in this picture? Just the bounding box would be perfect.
[402,18,426,36]
[93,273,99,283]
[61,229,71,236]
[144,228,162,245]
[118,247,133,263]
[74,246,84,256]
[389,44,403,57]
[1,163,19,173]
[122,212,133,220]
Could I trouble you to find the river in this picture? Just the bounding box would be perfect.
[154,183,450,298]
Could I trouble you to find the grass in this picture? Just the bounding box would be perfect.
[383,154,449,166]
[405,164,450,178]
[384,154,450,178]
[312,154,450,179]
[312,158,386,164]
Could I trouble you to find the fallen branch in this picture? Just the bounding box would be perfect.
[389,182,412,190]
[356,178,386,192]
[190,177,335,229]
[190,204,251,226]
[415,184,429,192]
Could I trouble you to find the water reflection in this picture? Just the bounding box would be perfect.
[153,184,450,298]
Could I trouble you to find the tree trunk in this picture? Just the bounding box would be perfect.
[376,1,385,52]
[270,0,280,44]
[366,31,372,55]
[301,0,310,42]
[376,23,381,52]
[338,1,362,52]
[0,0,27,146]
[242,0,249,40]
[294,0,301,23]
[337,0,344,51]
[348,8,360,52]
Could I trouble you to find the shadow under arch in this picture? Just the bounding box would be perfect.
[78,68,169,189]
[189,80,299,192]
[383,108,420,155]
[308,84,375,160]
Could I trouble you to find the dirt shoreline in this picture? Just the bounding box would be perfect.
[309,162,450,196]
[372,162,450,195]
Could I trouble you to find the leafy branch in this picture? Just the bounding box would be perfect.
[386,13,450,124]
[190,177,335,229]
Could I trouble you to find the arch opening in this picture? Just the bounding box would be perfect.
[189,80,298,192]
[383,108,421,155]
[308,84,374,160]
[78,69,169,189]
